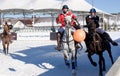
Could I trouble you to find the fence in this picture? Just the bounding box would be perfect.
[11,26,59,40]
[13,26,59,33]
[106,57,120,76]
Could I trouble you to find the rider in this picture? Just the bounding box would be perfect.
[55,5,79,51]
[85,8,118,46]
[7,20,13,30]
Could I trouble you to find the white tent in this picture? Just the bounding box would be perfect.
[0,0,59,10]
[0,0,31,10]
[23,0,60,10]
[0,0,111,27]
[55,0,110,15]
[0,0,110,15]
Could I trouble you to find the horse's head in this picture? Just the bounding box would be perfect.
[87,19,96,34]
[3,22,10,35]
[65,16,72,28]
[62,16,74,42]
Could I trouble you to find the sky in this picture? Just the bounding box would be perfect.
[86,0,120,13]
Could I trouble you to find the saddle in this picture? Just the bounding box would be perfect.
[86,32,102,53]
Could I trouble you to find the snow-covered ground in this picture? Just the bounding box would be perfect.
[0,31,120,76]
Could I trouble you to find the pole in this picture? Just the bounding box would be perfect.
[115,15,117,31]
[51,13,55,32]
[108,16,110,31]
[102,13,105,30]
[30,9,35,26]
[23,10,26,28]
[0,10,1,28]
[92,0,94,8]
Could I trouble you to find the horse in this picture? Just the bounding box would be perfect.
[84,20,114,76]
[1,22,11,55]
[61,16,77,76]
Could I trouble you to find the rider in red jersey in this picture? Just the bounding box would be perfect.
[55,5,80,51]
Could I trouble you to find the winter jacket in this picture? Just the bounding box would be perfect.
[56,11,77,27]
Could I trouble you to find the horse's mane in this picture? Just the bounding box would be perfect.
[3,22,10,35]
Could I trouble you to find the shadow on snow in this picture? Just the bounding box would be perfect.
[9,38,120,76]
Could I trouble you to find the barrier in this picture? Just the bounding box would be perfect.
[10,32,17,40]
[17,32,50,40]
[14,26,59,33]
[106,57,120,76]
[50,32,57,40]
[0,26,59,40]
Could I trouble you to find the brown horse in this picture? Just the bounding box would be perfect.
[84,20,114,76]
[1,22,11,55]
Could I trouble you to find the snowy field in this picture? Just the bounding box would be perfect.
[0,32,120,76]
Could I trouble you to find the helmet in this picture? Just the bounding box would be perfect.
[62,5,69,10]
[89,8,96,13]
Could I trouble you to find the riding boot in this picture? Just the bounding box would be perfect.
[103,32,118,46]
[55,33,62,51]
[75,41,81,49]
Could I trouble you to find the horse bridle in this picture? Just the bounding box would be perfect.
[62,21,74,43]
[88,20,102,52]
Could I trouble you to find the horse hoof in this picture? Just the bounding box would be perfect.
[92,62,97,67]
[112,61,114,65]
[99,74,103,76]
[103,68,106,71]
[72,69,76,76]
[5,52,7,55]
[99,73,103,76]
[66,63,70,68]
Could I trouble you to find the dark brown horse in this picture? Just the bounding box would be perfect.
[1,22,11,55]
[84,20,114,76]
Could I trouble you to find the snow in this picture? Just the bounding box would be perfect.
[0,31,120,76]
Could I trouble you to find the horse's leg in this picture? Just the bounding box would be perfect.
[3,44,6,55]
[107,44,114,64]
[64,49,70,68]
[88,53,97,67]
[6,42,9,55]
[101,53,106,71]
[2,40,6,54]
[108,50,114,64]
[75,49,77,68]
[71,50,76,70]
[98,53,103,76]
[71,43,77,76]
[97,43,106,71]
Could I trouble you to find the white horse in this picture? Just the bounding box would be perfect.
[61,16,77,76]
